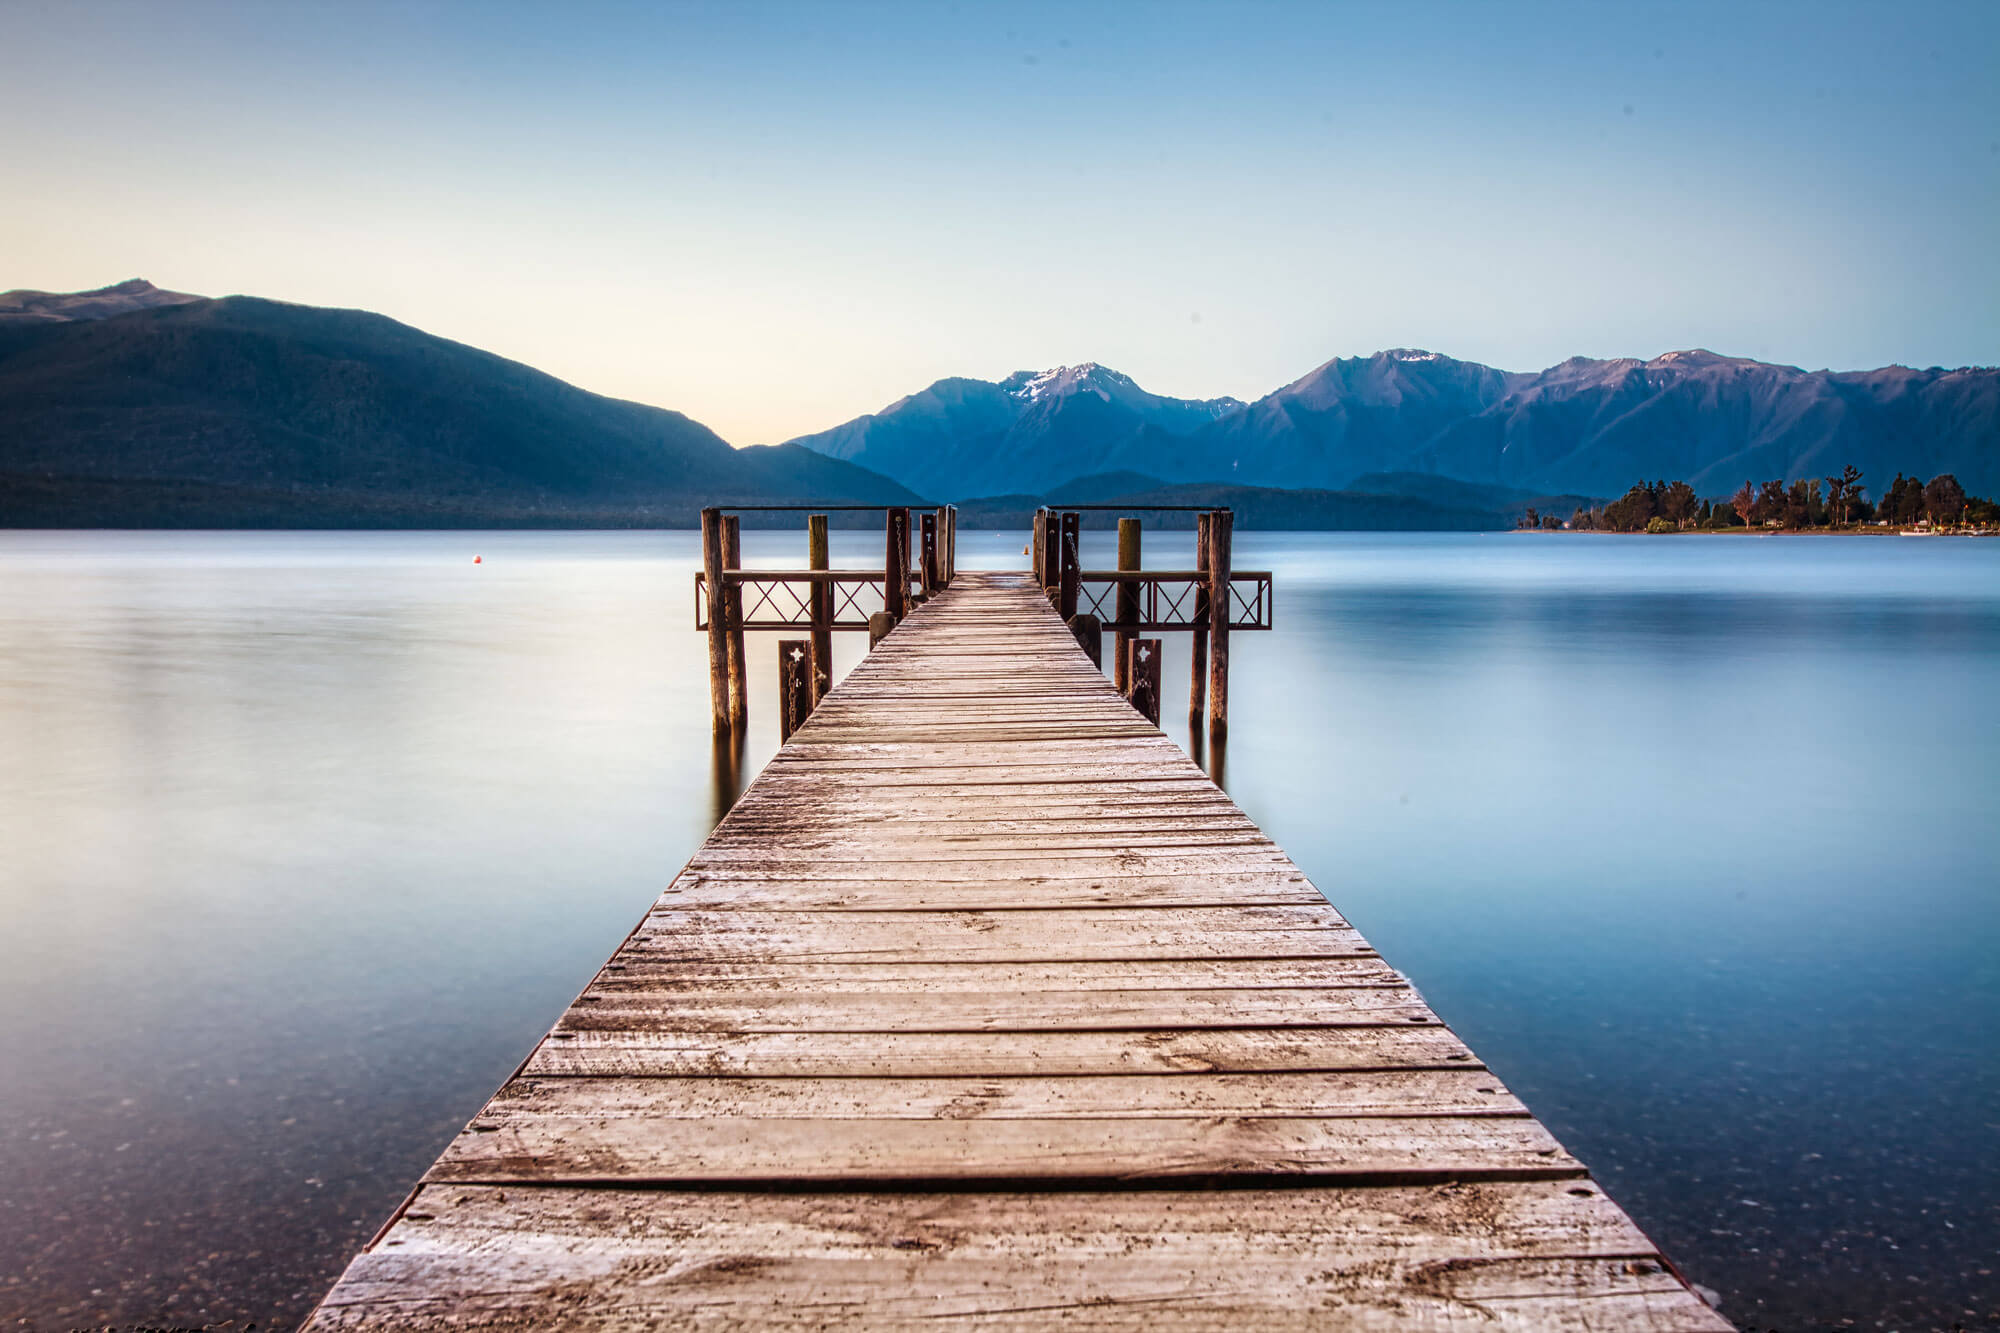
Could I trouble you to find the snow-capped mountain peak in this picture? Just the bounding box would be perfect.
[1004,363,1141,404]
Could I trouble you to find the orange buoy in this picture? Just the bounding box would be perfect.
[473,555,482,563]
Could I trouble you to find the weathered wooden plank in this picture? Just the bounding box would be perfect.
[663,868,1321,892]
[715,804,1256,827]
[751,764,1220,785]
[740,773,1222,794]
[624,911,1372,963]
[704,817,1270,842]
[466,1070,1528,1119]
[556,986,1437,1032]
[692,835,1285,861]
[427,1113,1580,1185]
[657,878,1328,910]
[579,957,1410,991]
[525,1025,1482,1078]
[644,904,1349,931]
[712,801,1265,822]
[310,1182,1728,1332]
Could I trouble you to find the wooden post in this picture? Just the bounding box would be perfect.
[921,511,939,598]
[1113,516,1141,694]
[723,514,747,731]
[867,610,894,649]
[1059,511,1081,620]
[700,507,730,734]
[1189,511,1209,729]
[1207,508,1232,739]
[807,513,832,704]
[778,639,811,742]
[945,505,956,583]
[1040,507,1061,596]
[885,507,909,622]
[1031,509,1045,586]
[1067,612,1102,668]
[1126,637,1162,726]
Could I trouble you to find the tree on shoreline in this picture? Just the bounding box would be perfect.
[1757,479,1789,526]
[1825,464,1863,527]
[1572,468,1988,532]
[1924,474,1967,527]
[1730,481,1757,528]
[1882,474,1924,525]
[1661,481,1698,529]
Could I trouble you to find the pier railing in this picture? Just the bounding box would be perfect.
[694,569,1273,633]
[694,571,891,632]
[1072,570,1272,631]
[698,502,1263,741]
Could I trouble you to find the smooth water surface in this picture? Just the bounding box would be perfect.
[1,530,1995,1331]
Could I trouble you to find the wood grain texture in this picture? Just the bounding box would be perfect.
[311,1183,1728,1331]
[524,1025,1485,1079]
[307,571,1727,1330]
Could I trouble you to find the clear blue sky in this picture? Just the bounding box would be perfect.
[3,0,1995,443]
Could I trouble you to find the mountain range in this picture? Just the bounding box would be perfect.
[0,281,915,527]
[1,280,1993,528]
[785,348,1999,501]
[785,363,1245,502]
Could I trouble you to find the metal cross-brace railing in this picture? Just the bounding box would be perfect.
[695,571,890,632]
[1073,570,1273,631]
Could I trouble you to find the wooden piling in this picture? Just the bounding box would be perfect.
[867,611,894,649]
[1189,511,1209,728]
[723,515,747,730]
[1030,509,1045,587]
[807,514,832,704]
[1040,508,1061,597]
[1207,508,1232,738]
[700,507,730,734]
[1067,612,1102,668]
[884,508,910,623]
[922,511,940,599]
[1059,511,1081,620]
[777,639,811,742]
[1114,516,1141,694]
[1127,636,1162,726]
[945,505,956,583]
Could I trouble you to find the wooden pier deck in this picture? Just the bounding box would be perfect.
[308,571,1728,1330]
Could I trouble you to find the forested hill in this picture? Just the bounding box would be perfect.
[0,293,917,527]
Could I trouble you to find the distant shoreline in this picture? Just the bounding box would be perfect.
[1518,526,2000,538]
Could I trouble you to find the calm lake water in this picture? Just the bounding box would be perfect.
[1,529,1995,1331]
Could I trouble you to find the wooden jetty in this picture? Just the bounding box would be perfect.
[308,558,1726,1327]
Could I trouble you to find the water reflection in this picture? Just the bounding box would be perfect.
[1192,726,1224,787]
[710,727,747,824]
